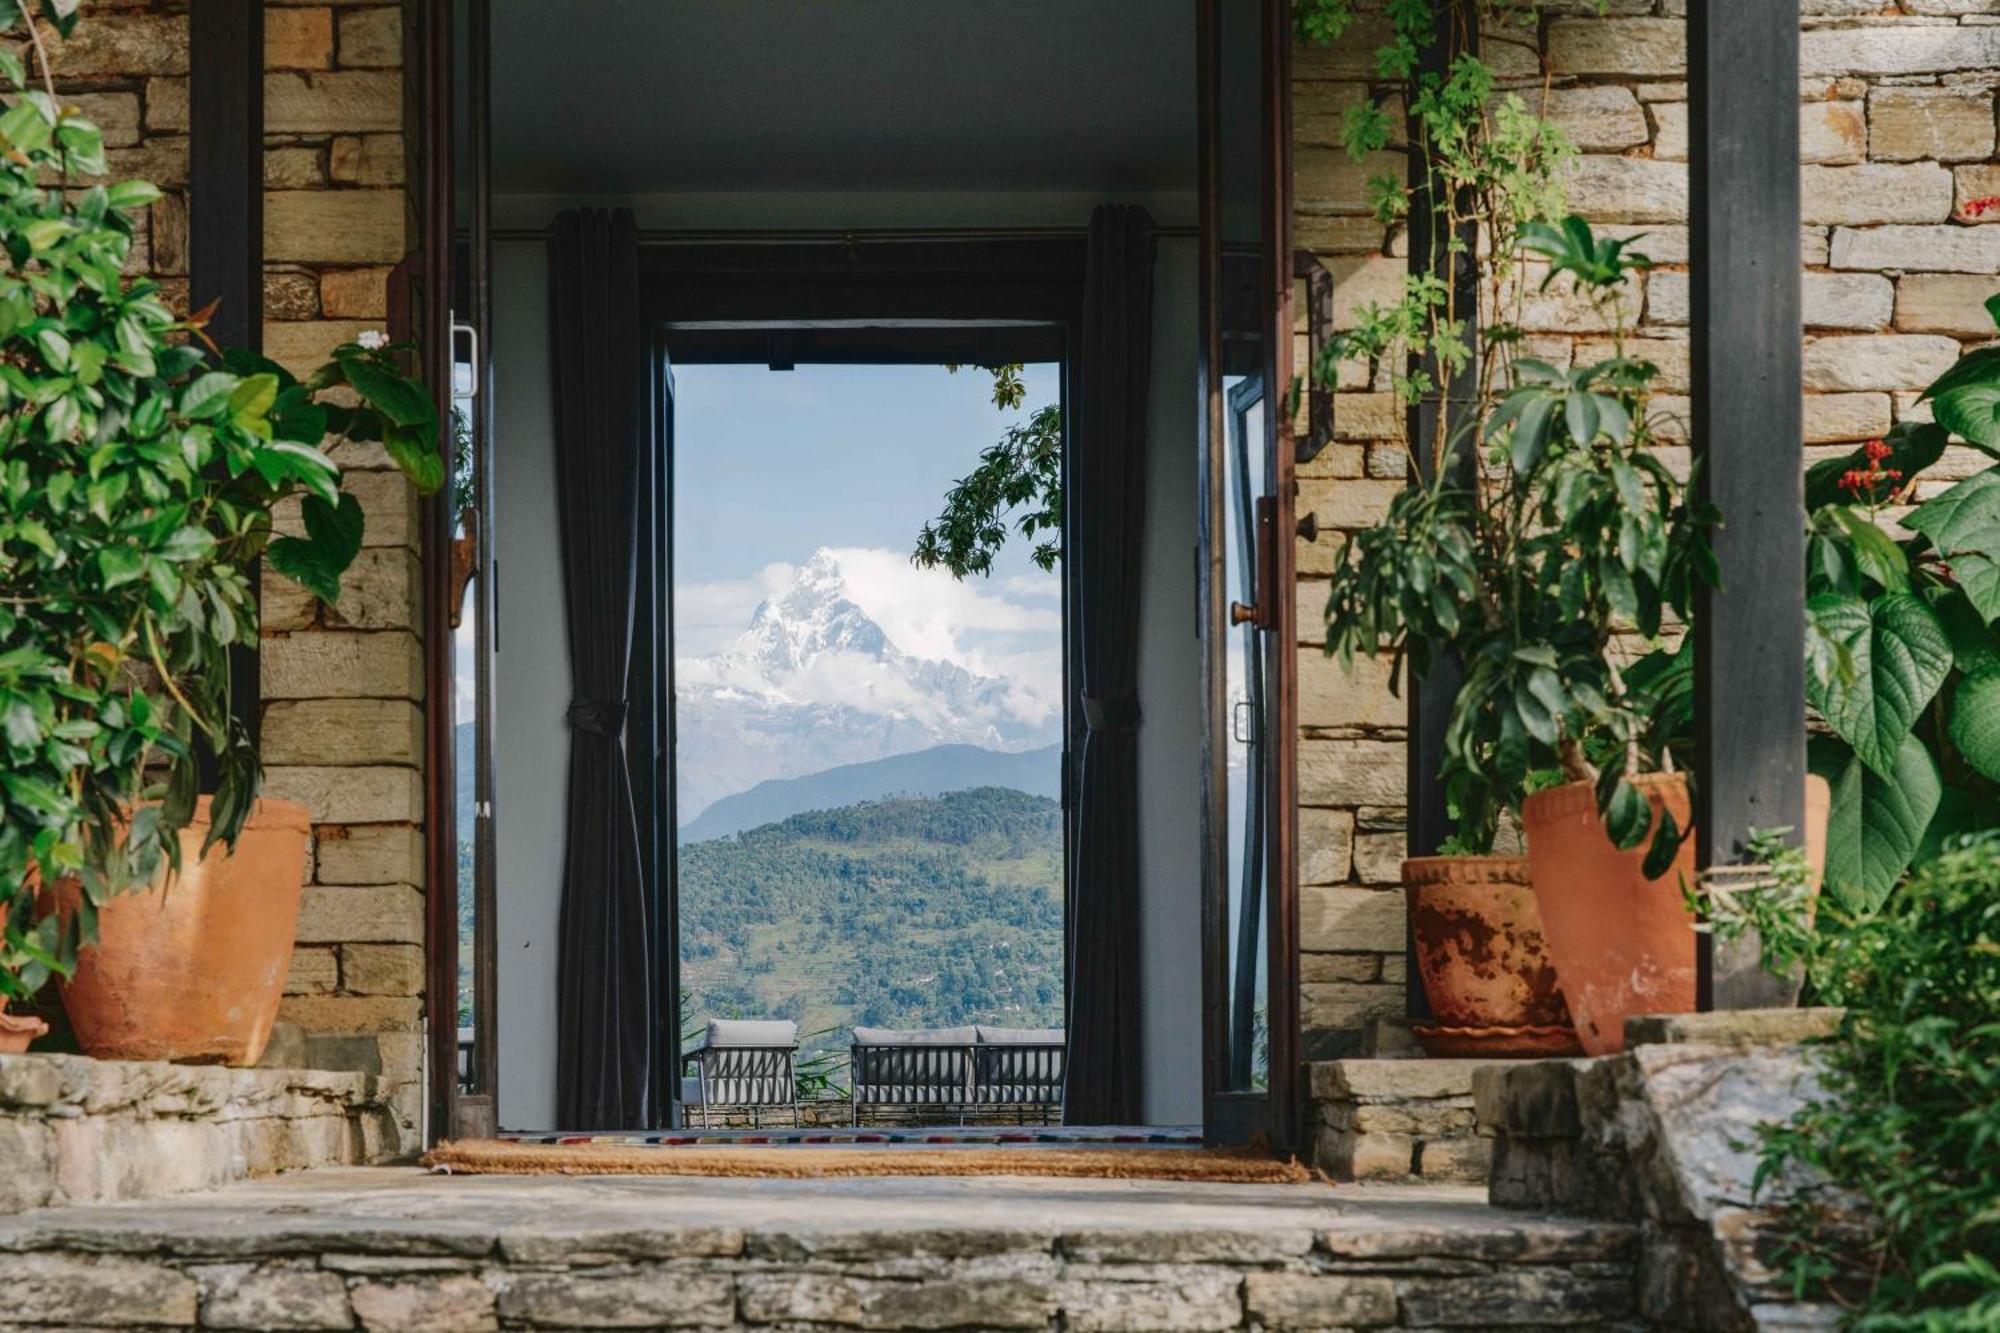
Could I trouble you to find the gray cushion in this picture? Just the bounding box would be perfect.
[706,1018,797,1048]
[852,1025,978,1046]
[975,1025,1064,1045]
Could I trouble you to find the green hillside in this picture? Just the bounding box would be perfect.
[677,787,1064,1057]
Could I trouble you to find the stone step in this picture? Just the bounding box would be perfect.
[0,1168,1644,1330]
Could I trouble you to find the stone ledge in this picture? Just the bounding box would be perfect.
[1309,1058,1492,1184]
[0,1054,408,1212]
[1475,1026,1843,1331]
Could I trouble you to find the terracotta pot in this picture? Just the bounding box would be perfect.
[0,999,46,1054]
[1522,773,1832,1055]
[1405,856,1582,1059]
[50,797,310,1067]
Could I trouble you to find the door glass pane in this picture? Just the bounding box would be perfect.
[1225,378,1268,1091]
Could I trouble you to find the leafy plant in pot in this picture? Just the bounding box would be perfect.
[0,0,442,1061]
[1323,209,1826,1055]
[1309,0,1591,1058]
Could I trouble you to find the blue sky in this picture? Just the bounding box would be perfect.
[671,362,1063,694]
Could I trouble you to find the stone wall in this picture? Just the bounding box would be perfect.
[0,1053,404,1212]
[253,0,425,1140]
[0,1187,1646,1331]
[1291,1,2000,1058]
[1477,1012,1848,1331]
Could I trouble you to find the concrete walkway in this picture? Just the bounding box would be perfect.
[0,1168,1644,1329]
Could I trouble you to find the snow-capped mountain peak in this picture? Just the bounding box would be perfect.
[734,549,890,674]
[675,549,1060,825]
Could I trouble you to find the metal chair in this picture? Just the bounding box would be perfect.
[682,1018,801,1128]
[971,1026,1066,1124]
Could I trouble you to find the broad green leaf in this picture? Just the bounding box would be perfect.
[381,422,445,495]
[338,353,434,428]
[1933,382,2000,456]
[303,492,364,573]
[1805,590,1954,777]
[1811,734,1942,911]
[1949,666,2000,782]
[180,371,238,419]
[1510,393,1556,474]
[1906,469,2000,623]
[227,373,279,435]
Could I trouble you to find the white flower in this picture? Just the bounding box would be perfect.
[356,330,389,350]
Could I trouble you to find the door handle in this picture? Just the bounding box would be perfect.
[1232,699,1259,744]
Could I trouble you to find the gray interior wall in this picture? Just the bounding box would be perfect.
[490,195,1202,1131]
[492,239,569,1132]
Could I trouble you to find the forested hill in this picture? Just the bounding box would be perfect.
[677,787,1064,1053]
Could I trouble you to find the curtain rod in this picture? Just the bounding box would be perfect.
[479,223,1200,244]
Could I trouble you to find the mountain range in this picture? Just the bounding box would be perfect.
[674,548,1061,826]
[678,741,1062,842]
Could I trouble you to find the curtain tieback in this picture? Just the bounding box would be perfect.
[1082,690,1140,734]
[566,698,629,736]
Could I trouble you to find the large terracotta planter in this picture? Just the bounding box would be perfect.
[50,797,310,1067]
[0,999,46,1054]
[1405,856,1582,1058]
[1522,773,1831,1055]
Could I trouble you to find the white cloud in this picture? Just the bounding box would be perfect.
[821,545,1059,665]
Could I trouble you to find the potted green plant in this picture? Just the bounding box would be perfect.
[1306,0,1582,1058]
[0,0,441,1062]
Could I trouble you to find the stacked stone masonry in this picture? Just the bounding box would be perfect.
[255,1,423,1141]
[1292,2,2000,1058]
[0,1190,1648,1330]
[1309,1058,1492,1184]
[0,1053,405,1213]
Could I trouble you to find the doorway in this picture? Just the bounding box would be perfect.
[670,358,1068,1126]
[420,0,1296,1147]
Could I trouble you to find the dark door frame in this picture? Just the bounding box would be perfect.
[640,235,1084,1129]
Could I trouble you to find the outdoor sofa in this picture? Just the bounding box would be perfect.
[850,1025,1067,1125]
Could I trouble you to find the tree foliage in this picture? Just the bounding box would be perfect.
[913,366,1062,580]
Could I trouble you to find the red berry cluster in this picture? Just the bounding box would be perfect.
[1838,438,1903,499]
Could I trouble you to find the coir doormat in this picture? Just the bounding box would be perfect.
[423,1140,1317,1184]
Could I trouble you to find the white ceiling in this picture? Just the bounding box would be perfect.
[488,1,1197,196]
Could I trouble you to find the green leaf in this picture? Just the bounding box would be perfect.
[1510,393,1556,474]
[227,373,279,436]
[1810,734,1942,911]
[97,545,143,589]
[1805,590,1954,777]
[1906,469,2000,623]
[304,492,364,573]
[1949,666,2000,782]
[1933,382,2000,456]
[381,422,445,496]
[338,353,435,429]
[180,371,239,420]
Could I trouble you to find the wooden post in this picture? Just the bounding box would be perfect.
[189,0,264,760]
[1404,2,1479,1022]
[1689,1,1807,1010]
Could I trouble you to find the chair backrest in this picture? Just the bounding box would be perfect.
[850,1026,977,1106]
[696,1018,799,1107]
[973,1026,1066,1105]
[707,1018,798,1049]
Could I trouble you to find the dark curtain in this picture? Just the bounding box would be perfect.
[1065,205,1155,1126]
[550,208,653,1129]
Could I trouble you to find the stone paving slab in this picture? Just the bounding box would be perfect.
[0,1169,1646,1329]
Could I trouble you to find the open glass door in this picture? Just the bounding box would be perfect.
[447,0,498,1138]
[413,0,496,1140]
[1201,0,1298,1149]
